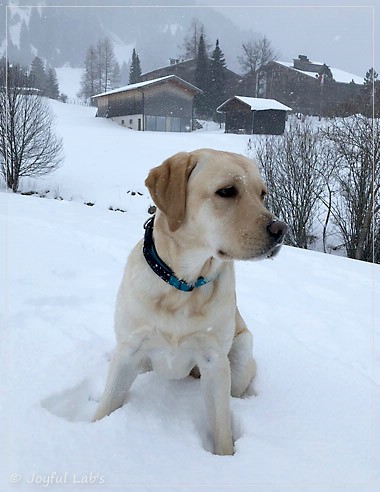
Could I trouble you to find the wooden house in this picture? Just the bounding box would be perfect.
[217,96,292,135]
[252,55,364,116]
[141,58,242,99]
[91,75,202,132]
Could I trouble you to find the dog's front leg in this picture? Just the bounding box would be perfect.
[93,344,139,422]
[199,354,234,456]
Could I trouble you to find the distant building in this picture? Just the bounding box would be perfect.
[253,55,364,116]
[141,58,242,100]
[92,75,202,132]
[217,96,292,135]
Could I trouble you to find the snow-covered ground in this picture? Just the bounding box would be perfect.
[1,101,379,492]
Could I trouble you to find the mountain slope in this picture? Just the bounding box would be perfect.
[2,0,253,73]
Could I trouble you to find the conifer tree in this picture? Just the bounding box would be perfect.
[363,67,380,117]
[29,56,47,96]
[129,49,142,84]
[209,39,227,121]
[194,34,211,118]
[45,67,60,99]
[364,67,379,85]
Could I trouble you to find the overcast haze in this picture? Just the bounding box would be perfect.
[200,0,377,78]
[0,0,378,78]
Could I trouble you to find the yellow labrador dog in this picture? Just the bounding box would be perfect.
[93,149,287,455]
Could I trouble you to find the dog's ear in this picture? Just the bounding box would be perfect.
[145,152,198,232]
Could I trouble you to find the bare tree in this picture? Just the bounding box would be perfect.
[0,62,63,192]
[78,46,98,101]
[253,118,325,248]
[78,38,120,102]
[238,35,277,96]
[321,114,380,262]
[178,18,211,59]
[97,37,120,93]
[250,112,379,263]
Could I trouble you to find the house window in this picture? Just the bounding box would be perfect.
[129,119,133,125]
[121,119,125,125]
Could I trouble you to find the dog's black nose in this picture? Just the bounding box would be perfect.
[267,220,288,243]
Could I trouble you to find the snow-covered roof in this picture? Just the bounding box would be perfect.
[92,75,201,99]
[217,96,292,112]
[275,61,364,85]
[141,58,194,77]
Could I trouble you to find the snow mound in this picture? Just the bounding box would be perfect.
[1,99,379,491]
[1,192,379,492]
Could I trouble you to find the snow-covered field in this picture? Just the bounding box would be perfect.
[1,101,380,492]
[55,67,83,102]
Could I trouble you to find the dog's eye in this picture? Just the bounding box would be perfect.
[216,186,238,198]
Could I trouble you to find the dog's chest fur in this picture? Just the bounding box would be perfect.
[115,242,236,379]
[139,324,231,379]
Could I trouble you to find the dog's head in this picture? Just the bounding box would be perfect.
[145,149,287,261]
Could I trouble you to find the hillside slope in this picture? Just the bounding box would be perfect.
[1,100,379,491]
[1,190,379,492]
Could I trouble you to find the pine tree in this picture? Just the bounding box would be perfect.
[194,34,211,118]
[363,67,380,117]
[364,67,378,85]
[45,67,60,99]
[129,49,142,84]
[209,39,227,121]
[29,56,47,96]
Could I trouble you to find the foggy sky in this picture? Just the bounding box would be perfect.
[1,0,378,78]
[198,0,378,78]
